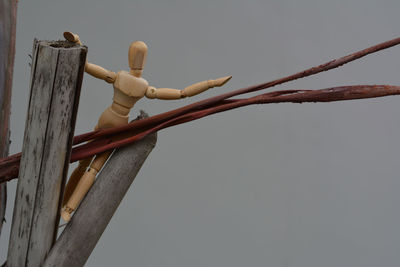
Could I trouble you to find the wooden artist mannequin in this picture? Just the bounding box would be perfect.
[61,31,231,221]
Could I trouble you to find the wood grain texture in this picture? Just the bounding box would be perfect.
[43,130,157,267]
[7,40,86,267]
[0,0,17,237]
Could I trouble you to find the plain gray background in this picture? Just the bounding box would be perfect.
[1,0,400,266]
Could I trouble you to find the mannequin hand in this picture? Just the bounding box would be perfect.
[63,31,82,45]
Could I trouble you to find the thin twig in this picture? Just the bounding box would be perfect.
[2,36,400,183]
[70,85,400,161]
[1,84,400,183]
[72,36,400,145]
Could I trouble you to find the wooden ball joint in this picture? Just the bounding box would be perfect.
[61,32,231,221]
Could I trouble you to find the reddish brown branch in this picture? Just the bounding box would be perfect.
[72,36,400,145]
[1,84,400,183]
[0,153,20,183]
[69,85,400,161]
[2,37,400,184]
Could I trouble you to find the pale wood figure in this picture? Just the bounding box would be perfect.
[61,32,231,221]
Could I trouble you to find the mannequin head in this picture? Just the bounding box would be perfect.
[128,41,148,77]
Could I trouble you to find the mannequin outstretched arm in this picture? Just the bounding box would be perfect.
[85,62,116,83]
[63,31,116,83]
[145,76,231,100]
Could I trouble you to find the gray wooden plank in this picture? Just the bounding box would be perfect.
[43,128,157,267]
[7,41,87,267]
[26,45,86,267]
[0,0,17,238]
[7,44,59,267]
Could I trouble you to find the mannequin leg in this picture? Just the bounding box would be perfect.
[61,107,129,221]
[61,151,112,221]
[62,157,93,206]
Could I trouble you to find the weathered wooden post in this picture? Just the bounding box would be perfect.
[7,40,87,267]
[0,0,17,237]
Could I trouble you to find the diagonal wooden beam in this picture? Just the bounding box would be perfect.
[43,124,157,267]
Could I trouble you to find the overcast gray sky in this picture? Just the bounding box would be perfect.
[2,0,400,266]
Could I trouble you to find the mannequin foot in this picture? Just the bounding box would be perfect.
[61,206,73,222]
